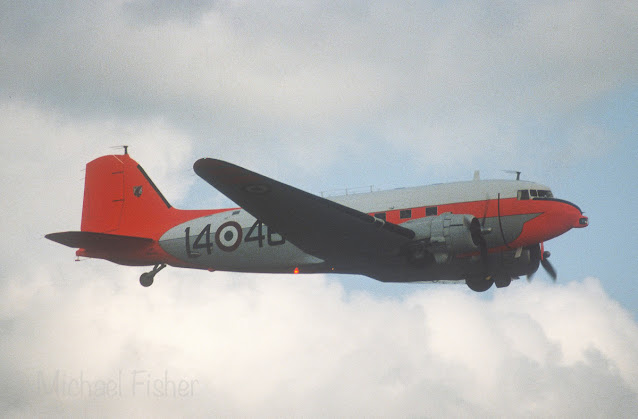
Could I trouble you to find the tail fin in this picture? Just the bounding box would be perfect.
[81,153,174,239]
[47,152,220,266]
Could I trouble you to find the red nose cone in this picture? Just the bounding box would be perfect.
[554,199,587,230]
[576,215,589,228]
[536,199,587,241]
[514,198,587,246]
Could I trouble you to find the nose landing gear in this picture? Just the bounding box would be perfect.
[139,263,166,287]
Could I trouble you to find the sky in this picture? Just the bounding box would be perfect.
[1,0,638,416]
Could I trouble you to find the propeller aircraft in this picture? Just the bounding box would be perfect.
[47,151,588,291]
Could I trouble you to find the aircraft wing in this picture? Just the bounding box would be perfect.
[193,158,415,268]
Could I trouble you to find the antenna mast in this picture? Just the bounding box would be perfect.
[503,170,521,180]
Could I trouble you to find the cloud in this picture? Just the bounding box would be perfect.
[123,0,218,25]
[0,267,637,417]
[1,0,635,175]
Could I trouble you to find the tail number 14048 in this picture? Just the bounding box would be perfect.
[185,220,285,257]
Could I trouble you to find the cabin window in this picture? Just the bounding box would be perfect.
[374,212,386,221]
[399,209,412,219]
[530,189,538,197]
[425,206,438,216]
[517,190,530,200]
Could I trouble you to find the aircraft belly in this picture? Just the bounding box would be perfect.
[159,212,324,272]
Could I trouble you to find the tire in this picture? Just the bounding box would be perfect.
[140,273,154,287]
[494,275,512,288]
[466,277,493,292]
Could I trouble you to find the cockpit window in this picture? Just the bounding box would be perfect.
[537,190,553,198]
[518,189,553,200]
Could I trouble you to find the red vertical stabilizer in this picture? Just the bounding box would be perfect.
[81,154,171,238]
[45,154,219,266]
[80,153,220,240]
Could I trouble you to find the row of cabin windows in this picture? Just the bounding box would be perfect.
[517,189,553,200]
[374,206,437,221]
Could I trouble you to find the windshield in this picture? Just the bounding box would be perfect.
[517,189,554,200]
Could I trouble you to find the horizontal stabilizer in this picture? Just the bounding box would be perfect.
[46,231,153,249]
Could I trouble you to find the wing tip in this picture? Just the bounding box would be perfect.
[193,157,231,176]
[193,157,212,173]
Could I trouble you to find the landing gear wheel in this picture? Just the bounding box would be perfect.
[140,272,154,287]
[139,263,166,287]
[494,275,512,288]
[466,277,494,292]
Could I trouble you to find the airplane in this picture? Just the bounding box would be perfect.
[46,150,588,292]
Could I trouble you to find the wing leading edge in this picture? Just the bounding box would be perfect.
[193,158,414,269]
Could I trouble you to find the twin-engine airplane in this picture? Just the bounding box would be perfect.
[47,151,588,291]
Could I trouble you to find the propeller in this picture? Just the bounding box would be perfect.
[478,196,494,275]
[481,193,489,227]
[470,217,490,276]
[479,235,488,274]
[541,250,557,282]
[527,243,557,282]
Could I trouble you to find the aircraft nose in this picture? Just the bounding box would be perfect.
[576,214,588,228]
[554,199,587,229]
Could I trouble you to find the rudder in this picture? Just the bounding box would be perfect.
[81,154,174,239]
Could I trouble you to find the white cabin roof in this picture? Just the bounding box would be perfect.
[330,179,551,213]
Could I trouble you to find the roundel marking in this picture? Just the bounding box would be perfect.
[215,221,243,252]
[243,184,271,194]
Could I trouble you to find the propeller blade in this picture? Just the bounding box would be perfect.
[541,257,557,282]
[481,194,489,226]
[528,244,551,283]
[480,236,488,274]
[471,218,490,276]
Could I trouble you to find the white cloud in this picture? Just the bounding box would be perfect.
[1,0,635,175]
[0,267,636,417]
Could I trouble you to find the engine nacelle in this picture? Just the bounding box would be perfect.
[403,213,481,264]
